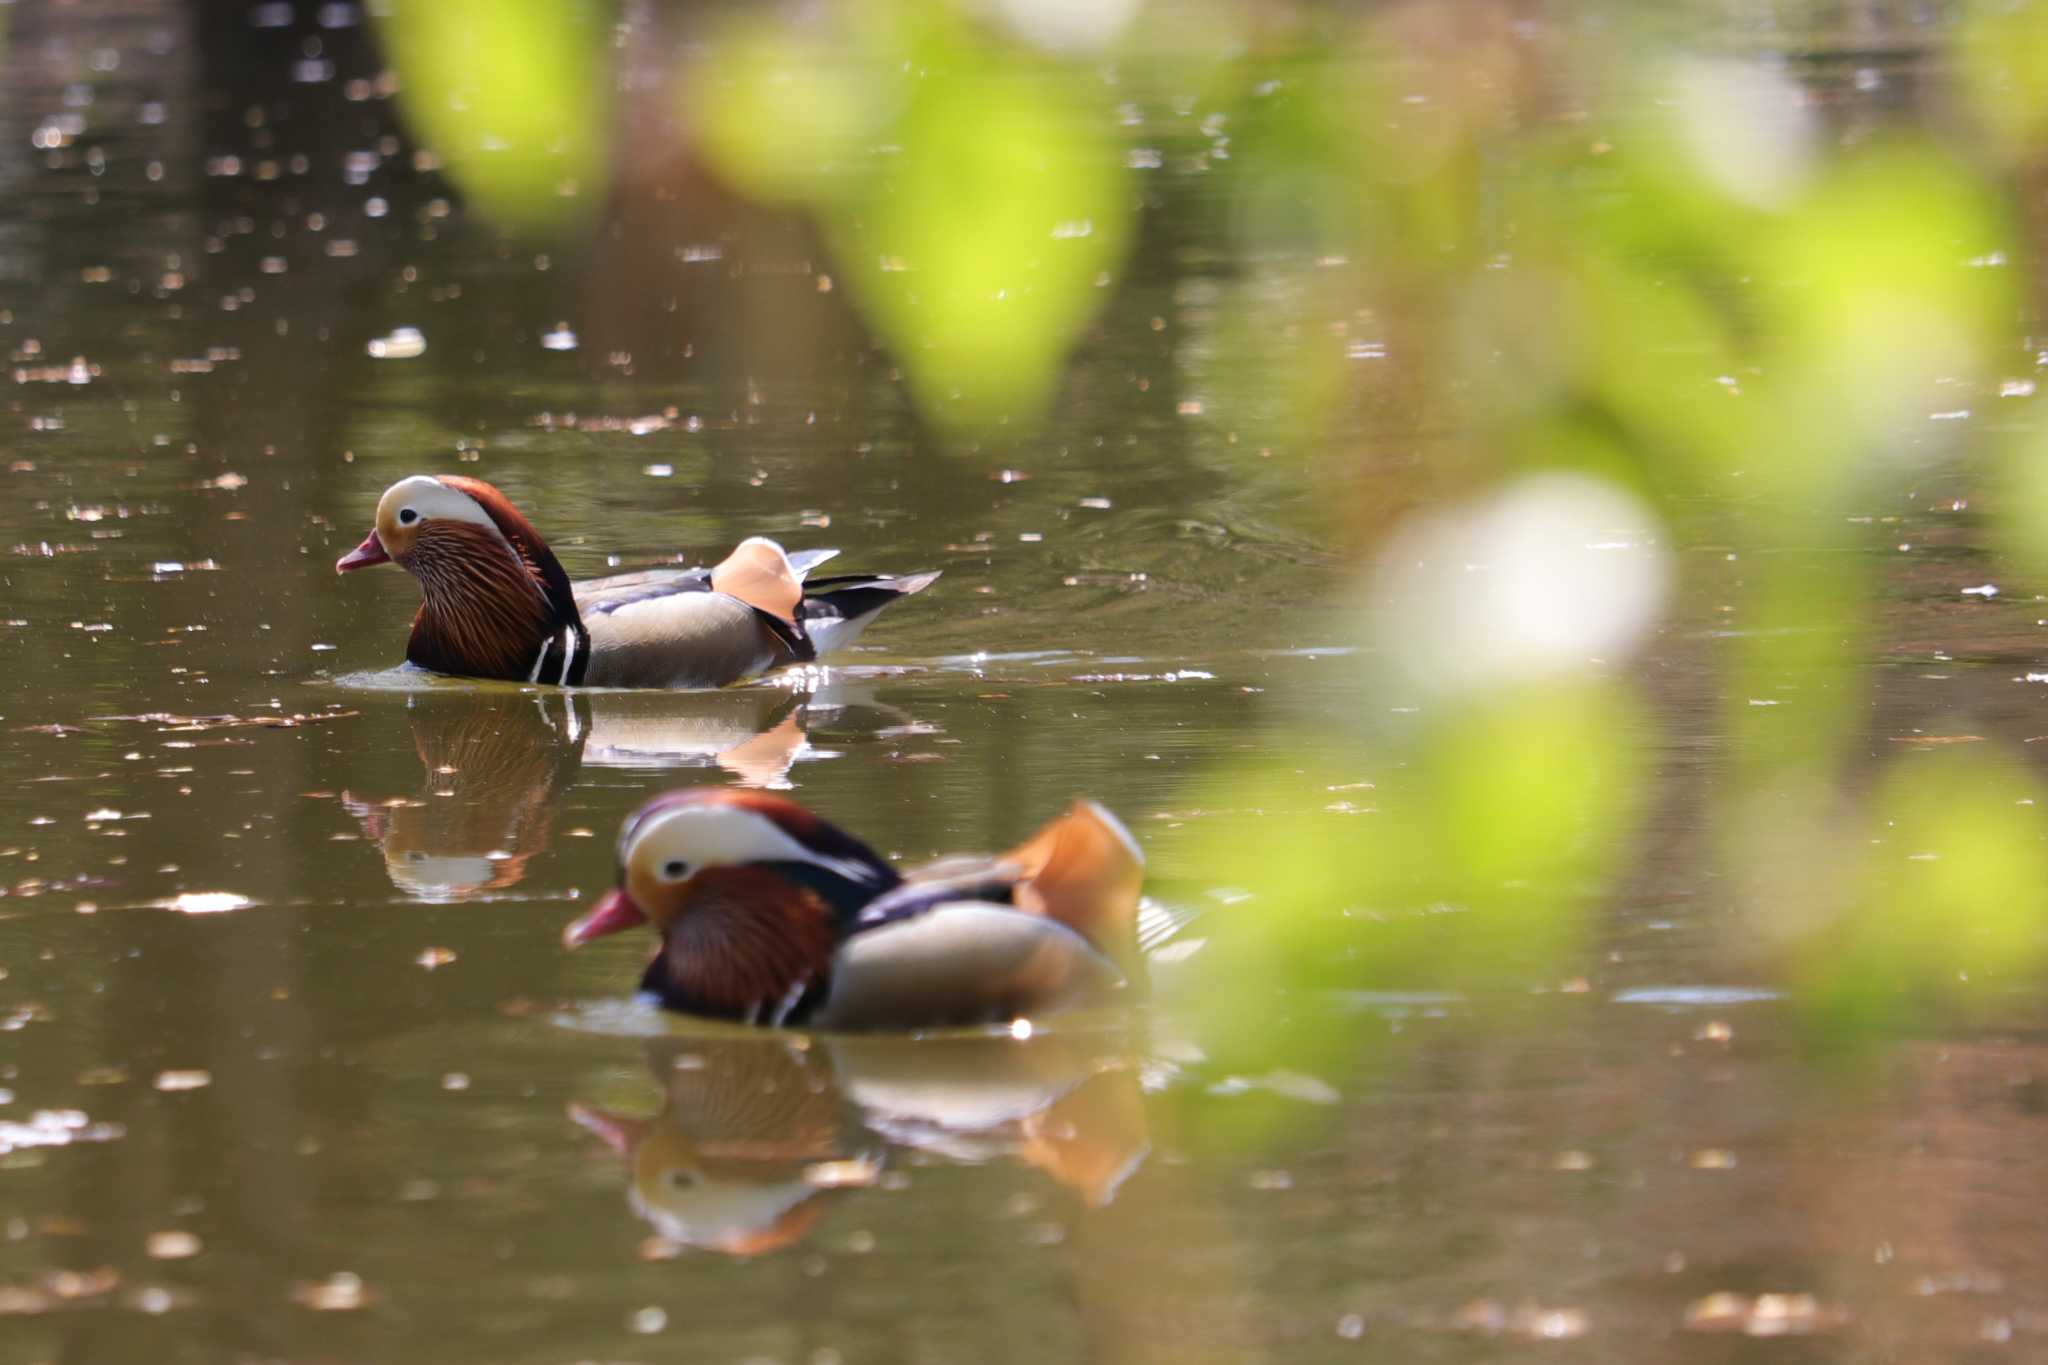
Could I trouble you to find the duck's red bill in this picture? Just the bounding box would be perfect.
[335,531,389,573]
[563,886,646,947]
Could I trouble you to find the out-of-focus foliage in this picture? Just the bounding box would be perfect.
[1186,680,1647,1127]
[1958,0,2048,160]
[1168,3,2046,1113]
[692,9,1131,428]
[373,0,2048,1126]
[1791,747,2048,1058]
[374,0,612,227]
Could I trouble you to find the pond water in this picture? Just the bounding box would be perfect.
[2,5,2046,1364]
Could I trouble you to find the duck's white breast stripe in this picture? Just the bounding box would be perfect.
[525,625,581,687]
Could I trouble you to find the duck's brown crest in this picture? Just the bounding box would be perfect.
[437,475,549,554]
[437,474,580,626]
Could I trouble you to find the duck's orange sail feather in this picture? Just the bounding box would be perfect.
[1001,801,1146,973]
[709,537,802,626]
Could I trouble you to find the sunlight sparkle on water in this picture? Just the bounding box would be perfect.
[152,892,252,914]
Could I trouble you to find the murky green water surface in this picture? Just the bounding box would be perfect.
[1,7,2044,1364]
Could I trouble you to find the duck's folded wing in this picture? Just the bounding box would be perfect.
[574,566,715,612]
[577,574,799,689]
[861,858,1022,921]
[812,903,1128,1032]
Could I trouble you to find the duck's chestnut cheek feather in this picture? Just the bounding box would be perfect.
[563,885,648,948]
[335,530,391,574]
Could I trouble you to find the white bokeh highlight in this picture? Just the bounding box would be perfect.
[1672,58,1816,211]
[991,0,1144,53]
[1370,472,1672,691]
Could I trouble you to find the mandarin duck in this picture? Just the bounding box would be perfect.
[570,1029,1150,1256]
[336,474,938,688]
[340,689,818,902]
[570,1034,870,1257]
[562,791,1155,1030]
[339,692,578,902]
[824,1032,1151,1206]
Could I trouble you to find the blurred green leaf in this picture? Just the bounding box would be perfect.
[828,55,1133,430]
[376,0,612,229]
[1992,423,2048,583]
[1957,0,2048,160]
[1728,545,1869,776]
[1796,746,2048,1053]
[1754,144,2007,482]
[690,9,908,208]
[1180,680,1651,1116]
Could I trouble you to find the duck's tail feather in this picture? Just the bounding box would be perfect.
[799,569,941,656]
[1135,899,1204,958]
[1003,800,1146,973]
[786,548,841,581]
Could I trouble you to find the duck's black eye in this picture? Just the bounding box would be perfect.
[398,507,419,525]
[661,859,689,880]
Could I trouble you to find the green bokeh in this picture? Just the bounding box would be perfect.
[375,0,613,228]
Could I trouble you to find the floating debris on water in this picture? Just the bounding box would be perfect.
[95,710,359,732]
[0,1109,124,1156]
[1069,670,1217,683]
[146,1231,201,1260]
[153,1070,211,1092]
[127,1284,187,1314]
[365,327,425,359]
[1683,1291,1847,1336]
[291,1272,372,1311]
[1453,1300,1590,1339]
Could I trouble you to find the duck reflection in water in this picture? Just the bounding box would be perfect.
[342,679,912,902]
[571,1026,1151,1256]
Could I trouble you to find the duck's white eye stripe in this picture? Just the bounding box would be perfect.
[631,805,879,884]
